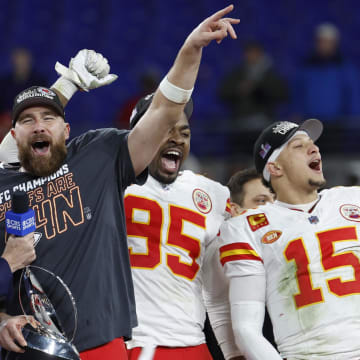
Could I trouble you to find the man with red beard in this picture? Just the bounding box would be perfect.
[0,5,239,360]
[124,94,242,360]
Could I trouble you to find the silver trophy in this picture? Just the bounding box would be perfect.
[6,266,80,360]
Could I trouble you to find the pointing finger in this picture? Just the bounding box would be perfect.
[209,4,235,22]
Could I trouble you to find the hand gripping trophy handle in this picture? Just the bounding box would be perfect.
[13,265,80,360]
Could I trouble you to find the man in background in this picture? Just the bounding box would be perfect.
[292,23,360,123]
[227,167,274,216]
[218,41,288,132]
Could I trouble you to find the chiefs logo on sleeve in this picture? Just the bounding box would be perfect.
[247,213,269,231]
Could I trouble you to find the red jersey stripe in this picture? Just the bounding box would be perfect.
[220,242,254,252]
[220,253,263,266]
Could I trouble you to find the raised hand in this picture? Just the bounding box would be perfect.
[185,5,240,49]
[84,50,110,79]
[162,5,240,98]
[55,49,118,91]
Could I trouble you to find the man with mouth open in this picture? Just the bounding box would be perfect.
[0,5,240,360]
[124,97,242,359]
[217,119,360,359]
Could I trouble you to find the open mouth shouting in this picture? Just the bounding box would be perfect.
[31,137,51,156]
[160,149,183,174]
[308,158,322,173]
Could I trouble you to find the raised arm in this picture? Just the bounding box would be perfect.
[128,5,240,175]
[52,49,118,107]
[0,49,115,166]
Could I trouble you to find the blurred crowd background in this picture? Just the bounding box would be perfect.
[1,0,360,186]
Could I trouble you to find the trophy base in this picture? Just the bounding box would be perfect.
[5,326,80,360]
[5,348,64,360]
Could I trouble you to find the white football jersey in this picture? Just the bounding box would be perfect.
[220,186,360,360]
[125,170,230,348]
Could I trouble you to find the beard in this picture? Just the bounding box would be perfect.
[309,178,326,189]
[149,157,181,185]
[18,136,67,177]
[150,168,179,185]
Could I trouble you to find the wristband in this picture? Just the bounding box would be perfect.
[159,76,193,104]
[51,76,78,100]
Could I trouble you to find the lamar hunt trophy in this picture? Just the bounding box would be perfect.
[4,191,79,359]
[7,266,80,360]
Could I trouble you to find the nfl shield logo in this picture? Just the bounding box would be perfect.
[308,216,319,224]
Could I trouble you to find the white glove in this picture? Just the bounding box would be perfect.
[0,132,19,165]
[55,49,118,91]
[83,50,110,78]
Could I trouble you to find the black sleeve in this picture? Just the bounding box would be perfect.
[0,258,12,298]
[118,132,148,190]
[68,128,148,190]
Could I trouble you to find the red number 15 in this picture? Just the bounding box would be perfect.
[284,226,360,308]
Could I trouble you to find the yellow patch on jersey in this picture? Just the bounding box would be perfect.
[247,213,269,232]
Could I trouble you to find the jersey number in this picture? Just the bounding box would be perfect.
[284,226,360,308]
[125,195,206,280]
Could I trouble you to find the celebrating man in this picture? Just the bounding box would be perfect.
[219,118,360,359]
[0,5,239,360]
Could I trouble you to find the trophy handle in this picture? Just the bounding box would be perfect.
[19,265,78,344]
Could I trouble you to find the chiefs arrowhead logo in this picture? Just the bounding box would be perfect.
[192,189,212,214]
[340,204,360,222]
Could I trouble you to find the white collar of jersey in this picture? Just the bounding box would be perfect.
[275,196,320,213]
